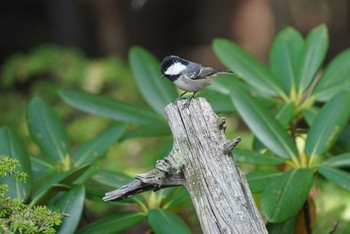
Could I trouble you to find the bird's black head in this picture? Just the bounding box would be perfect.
[160,55,189,81]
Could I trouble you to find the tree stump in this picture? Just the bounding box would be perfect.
[103,98,267,234]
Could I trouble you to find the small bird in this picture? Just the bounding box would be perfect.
[160,55,234,108]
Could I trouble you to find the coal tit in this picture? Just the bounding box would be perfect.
[160,55,234,108]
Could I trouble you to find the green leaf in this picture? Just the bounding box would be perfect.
[56,185,85,234]
[332,125,350,154]
[0,127,31,200]
[27,97,71,163]
[323,153,350,168]
[200,89,236,113]
[73,124,128,167]
[208,74,237,95]
[269,27,304,94]
[129,46,178,115]
[274,103,294,127]
[31,165,90,205]
[296,24,328,92]
[148,209,191,234]
[91,170,134,188]
[59,89,163,125]
[252,137,266,151]
[122,122,170,139]
[261,168,314,223]
[234,149,286,165]
[77,212,145,234]
[318,165,350,192]
[301,107,319,127]
[312,48,350,101]
[60,164,91,184]
[230,81,298,159]
[213,38,284,97]
[30,156,55,184]
[305,92,350,158]
[33,183,71,206]
[266,216,297,234]
[73,163,99,184]
[162,187,191,209]
[247,170,283,193]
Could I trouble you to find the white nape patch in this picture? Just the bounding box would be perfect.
[165,62,187,76]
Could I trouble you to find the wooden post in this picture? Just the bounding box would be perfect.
[103,98,267,234]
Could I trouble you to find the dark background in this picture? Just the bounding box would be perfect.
[1,0,349,67]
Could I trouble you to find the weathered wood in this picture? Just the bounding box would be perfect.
[103,98,267,233]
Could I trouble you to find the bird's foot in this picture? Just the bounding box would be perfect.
[181,99,191,109]
[180,92,196,109]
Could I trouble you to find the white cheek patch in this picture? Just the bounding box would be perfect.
[165,62,187,76]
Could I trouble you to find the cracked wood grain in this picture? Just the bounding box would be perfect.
[103,98,267,234]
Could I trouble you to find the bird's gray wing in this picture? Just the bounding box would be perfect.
[184,63,217,80]
[198,66,220,78]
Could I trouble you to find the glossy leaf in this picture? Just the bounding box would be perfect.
[208,74,238,95]
[213,38,283,97]
[234,149,286,165]
[274,103,294,127]
[122,122,170,139]
[59,164,91,184]
[148,209,191,234]
[73,163,99,185]
[305,92,350,158]
[317,165,350,192]
[56,185,85,234]
[27,97,71,163]
[31,165,90,204]
[323,153,350,168]
[31,172,67,201]
[91,170,133,188]
[247,170,283,193]
[296,24,328,92]
[59,89,163,125]
[261,168,314,223]
[230,81,298,159]
[266,216,297,234]
[30,156,55,184]
[200,88,236,113]
[301,107,319,127]
[252,137,266,151]
[129,46,178,115]
[312,48,350,101]
[0,127,31,200]
[77,212,145,234]
[269,27,304,94]
[332,125,350,154]
[162,187,191,209]
[73,124,128,167]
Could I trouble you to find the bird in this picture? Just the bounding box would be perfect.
[160,55,234,109]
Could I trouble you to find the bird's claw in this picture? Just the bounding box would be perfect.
[181,99,191,109]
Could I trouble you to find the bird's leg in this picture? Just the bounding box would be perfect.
[182,92,197,109]
[173,91,187,103]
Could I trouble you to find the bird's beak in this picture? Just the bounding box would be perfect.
[160,74,165,79]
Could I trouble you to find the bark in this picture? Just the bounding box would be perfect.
[103,98,267,234]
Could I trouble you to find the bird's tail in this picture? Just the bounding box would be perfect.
[217,70,235,75]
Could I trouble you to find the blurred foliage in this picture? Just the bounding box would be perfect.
[1,24,350,233]
[1,44,131,93]
[213,24,350,232]
[0,45,197,232]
